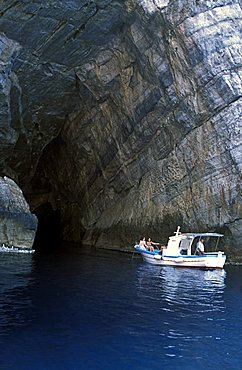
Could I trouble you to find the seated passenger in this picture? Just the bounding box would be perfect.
[147,238,160,252]
[139,237,147,250]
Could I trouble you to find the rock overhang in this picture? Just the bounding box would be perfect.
[0,0,241,254]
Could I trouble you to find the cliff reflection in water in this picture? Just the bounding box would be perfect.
[0,253,34,336]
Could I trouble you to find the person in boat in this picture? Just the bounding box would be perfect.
[139,237,148,250]
[147,238,160,252]
[196,238,205,255]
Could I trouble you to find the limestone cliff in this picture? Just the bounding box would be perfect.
[0,176,37,249]
[0,1,241,255]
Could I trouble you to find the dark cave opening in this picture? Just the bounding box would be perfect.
[33,202,61,251]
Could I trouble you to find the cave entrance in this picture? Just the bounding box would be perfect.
[33,202,61,251]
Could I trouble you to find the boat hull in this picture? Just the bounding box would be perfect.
[136,249,226,269]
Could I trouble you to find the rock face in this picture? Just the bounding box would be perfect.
[0,1,241,256]
[0,176,37,249]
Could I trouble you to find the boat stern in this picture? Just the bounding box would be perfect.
[204,252,226,269]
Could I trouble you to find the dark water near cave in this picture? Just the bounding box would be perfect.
[0,247,242,370]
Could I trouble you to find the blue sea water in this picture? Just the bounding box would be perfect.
[0,246,242,370]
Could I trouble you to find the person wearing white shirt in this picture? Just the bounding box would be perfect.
[196,238,205,255]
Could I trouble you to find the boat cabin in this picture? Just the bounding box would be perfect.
[162,227,223,257]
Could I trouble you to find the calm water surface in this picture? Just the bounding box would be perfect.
[0,247,242,370]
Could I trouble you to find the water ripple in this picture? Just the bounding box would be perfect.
[1,248,241,370]
[0,245,35,254]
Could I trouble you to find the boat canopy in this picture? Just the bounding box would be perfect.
[182,233,224,238]
[162,230,224,258]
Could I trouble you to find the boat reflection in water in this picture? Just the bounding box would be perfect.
[135,264,226,315]
[134,264,227,363]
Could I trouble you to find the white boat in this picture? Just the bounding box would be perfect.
[134,227,226,269]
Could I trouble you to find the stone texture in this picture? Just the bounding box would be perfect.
[0,176,37,249]
[0,0,241,257]
[0,34,21,172]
